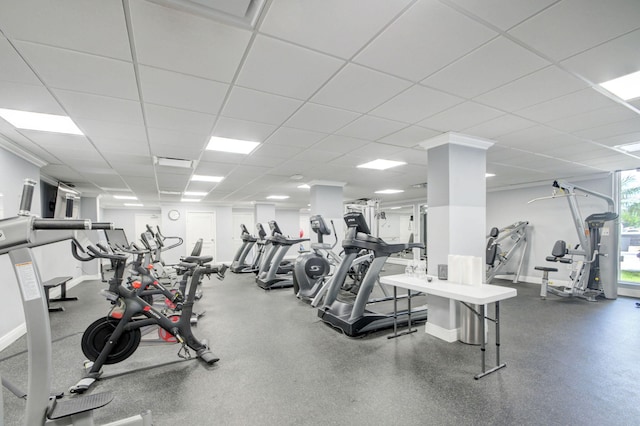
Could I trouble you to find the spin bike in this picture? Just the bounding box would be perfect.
[69,241,226,394]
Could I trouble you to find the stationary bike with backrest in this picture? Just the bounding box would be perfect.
[293,215,342,301]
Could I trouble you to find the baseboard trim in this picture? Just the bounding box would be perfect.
[0,323,27,352]
[424,322,458,342]
[0,274,100,351]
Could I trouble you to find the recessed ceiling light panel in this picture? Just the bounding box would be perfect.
[184,191,208,196]
[181,198,202,202]
[266,195,289,200]
[191,174,224,182]
[124,203,143,207]
[616,141,640,152]
[374,189,404,194]
[357,159,407,170]
[297,184,310,189]
[599,70,640,100]
[206,136,260,154]
[0,108,83,135]
[113,195,137,200]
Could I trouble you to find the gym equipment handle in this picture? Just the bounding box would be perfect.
[32,219,114,230]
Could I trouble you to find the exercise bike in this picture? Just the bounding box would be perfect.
[69,241,227,394]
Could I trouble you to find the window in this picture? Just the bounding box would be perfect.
[619,169,640,284]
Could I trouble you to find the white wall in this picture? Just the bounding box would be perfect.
[0,147,40,349]
[486,175,613,283]
[101,208,162,243]
[275,209,303,258]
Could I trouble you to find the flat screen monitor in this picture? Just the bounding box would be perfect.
[104,228,129,249]
[53,182,79,219]
[344,212,370,235]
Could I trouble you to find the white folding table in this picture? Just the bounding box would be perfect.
[380,274,517,379]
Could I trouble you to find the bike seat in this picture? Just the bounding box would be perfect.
[182,255,213,264]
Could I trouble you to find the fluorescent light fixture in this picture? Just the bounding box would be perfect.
[181,198,201,202]
[206,136,260,154]
[184,191,207,196]
[113,195,137,200]
[390,207,402,210]
[124,203,143,207]
[375,189,404,194]
[266,195,289,200]
[617,141,640,152]
[191,174,224,183]
[159,190,181,195]
[297,184,310,189]
[155,156,193,168]
[599,70,640,100]
[0,108,83,135]
[485,173,496,178]
[357,159,406,170]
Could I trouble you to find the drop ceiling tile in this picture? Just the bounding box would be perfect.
[546,105,638,133]
[370,85,464,124]
[110,164,155,178]
[314,135,369,154]
[378,126,441,148]
[509,0,640,61]
[561,28,640,84]
[222,86,303,125]
[260,0,411,59]
[596,131,640,147]
[0,80,65,114]
[129,0,251,82]
[516,89,618,123]
[463,114,535,139]
[201,150,253,164]
[0,132,61,164]
[0,0,131,60]
[0,36,41,85]
[336,115,407,141]
[84,175,128,188]
[288,148,344,164]
[250,143,306,159]
[497,125,584,151]
[94,138,150,157]
[144,104,215,134]
[345,142,404,161]
[474,66,587,111]
[40,164,86,181]
[241,154,288,168]
[264,127,328,148]
[124,176,158,191]
[75,118,147,142]
[19,130,92,151]
[422,36,550,98]
[212,116,277,142]
[15,41,138,100]
[311,64,411,113]
[138,66,228,114]
[354,0,496,81]
[386,148,428,166]
[236,35,344,100]
[53,89,143,126]
[418,101,503,132]
[284,103,360,133]
[574,118,640,141]
[447,0,558,30]
[194,161,237,176]
[149,129,207,158]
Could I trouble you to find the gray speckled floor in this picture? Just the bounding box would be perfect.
[2,264,640,426]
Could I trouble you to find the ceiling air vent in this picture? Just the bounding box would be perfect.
[147,0,267,29]
[154,156,194,169]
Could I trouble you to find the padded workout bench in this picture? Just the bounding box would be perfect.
[42,276,75,312]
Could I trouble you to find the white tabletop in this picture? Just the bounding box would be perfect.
[380,274,517,305]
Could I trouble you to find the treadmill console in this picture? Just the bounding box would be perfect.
[240,224,250,235]
[269,220,284,236]
[344,212,370,235]
[256,223,267,240]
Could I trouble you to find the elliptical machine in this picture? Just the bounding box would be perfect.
[293,215,341,301]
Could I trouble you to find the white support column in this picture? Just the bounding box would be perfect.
[420,132,494,342]
[309,181,345,247]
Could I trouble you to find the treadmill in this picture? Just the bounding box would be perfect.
[318,212,427,336]
[230,224,258,273]
[256,220,308,290]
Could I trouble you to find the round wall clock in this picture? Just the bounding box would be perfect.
[168,209,180,221]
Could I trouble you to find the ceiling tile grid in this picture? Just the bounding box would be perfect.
[0,0,638,208]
